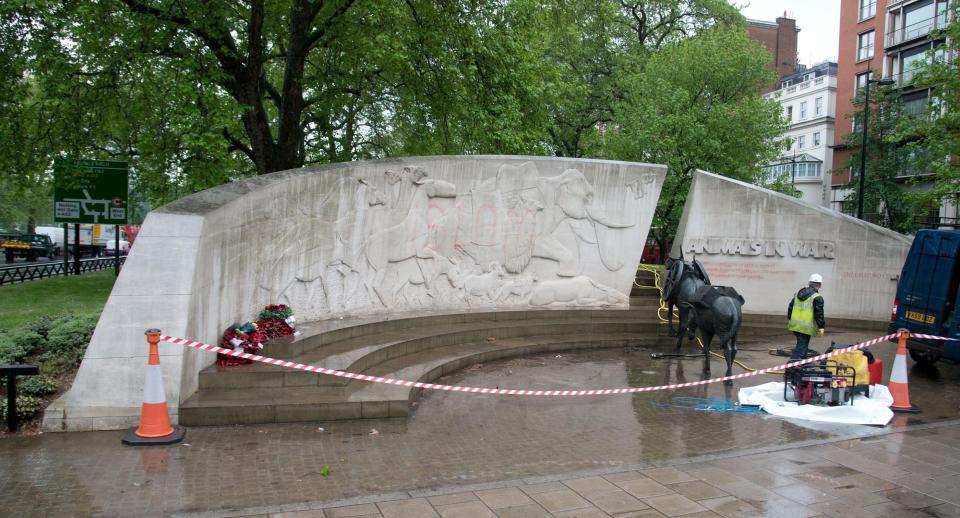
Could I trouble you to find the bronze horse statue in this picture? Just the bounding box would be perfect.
[662,256,744,384]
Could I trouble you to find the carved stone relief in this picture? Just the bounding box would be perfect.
[268,161,655,316]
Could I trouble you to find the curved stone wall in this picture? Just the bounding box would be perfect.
[671,170,912,321]
[44,156,665,431]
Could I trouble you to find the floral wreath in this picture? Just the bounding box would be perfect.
[216,304,298,366]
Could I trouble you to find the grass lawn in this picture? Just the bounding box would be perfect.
[0,270,116,329]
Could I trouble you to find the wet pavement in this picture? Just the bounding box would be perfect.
[1,328,959,517]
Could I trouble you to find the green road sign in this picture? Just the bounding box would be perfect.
[54,159,129,224]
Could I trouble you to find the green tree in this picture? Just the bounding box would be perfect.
[540,0,743,158]
[2,0,789,231]
[601,27,787,258]
[0,8,56,230]
[836,78,915,231]
[4,0,558,186]
[896,3,960,222]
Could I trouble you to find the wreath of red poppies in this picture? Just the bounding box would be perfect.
[216,304,297,366]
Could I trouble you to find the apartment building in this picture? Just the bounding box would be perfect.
[762,62,839,207]
[832,0,956,225]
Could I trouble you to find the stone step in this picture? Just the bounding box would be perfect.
[197,313,791,393]
[631,285,661,297]
[181,332,665,426]
[181,315,818,426]
[268,304,662,359]
[631,268,662,297]
[199,317,666,390]
[179,385,391,425]
[347,332,666,403]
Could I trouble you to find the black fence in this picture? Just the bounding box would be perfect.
[915,216,960,230]
[0,257,126,286]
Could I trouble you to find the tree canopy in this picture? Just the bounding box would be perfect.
[839,81,915,232]
[899,3,960,222]
[1,0,785,243]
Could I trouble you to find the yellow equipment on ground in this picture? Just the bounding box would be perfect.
[825,350,870,395]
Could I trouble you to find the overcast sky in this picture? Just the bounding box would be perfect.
[736,1,842,66]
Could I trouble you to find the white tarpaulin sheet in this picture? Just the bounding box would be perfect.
[738,382,894,426]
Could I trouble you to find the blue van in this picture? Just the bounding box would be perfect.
[890,229,960,365]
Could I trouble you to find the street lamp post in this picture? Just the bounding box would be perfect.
[790,150,798,184]
[857,76,896,220]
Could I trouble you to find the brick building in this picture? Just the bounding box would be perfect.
[831,0,955,225]
[747,15,800,93]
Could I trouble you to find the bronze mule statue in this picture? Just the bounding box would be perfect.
[662,256,744,385]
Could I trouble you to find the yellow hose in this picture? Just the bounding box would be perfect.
[636,264,773,374]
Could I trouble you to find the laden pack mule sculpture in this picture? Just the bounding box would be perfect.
[662,257,744,384]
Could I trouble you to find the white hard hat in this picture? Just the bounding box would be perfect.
[809,273,823,284]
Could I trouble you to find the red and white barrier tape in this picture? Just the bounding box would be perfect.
[160,332,954,397]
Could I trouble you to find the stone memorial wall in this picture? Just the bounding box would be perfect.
[672,170,912,321]
[45,156,665,431]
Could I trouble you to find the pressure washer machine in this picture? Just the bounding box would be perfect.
[784,360,856,406]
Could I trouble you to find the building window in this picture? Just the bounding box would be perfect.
[766,161,823,181]
[786,105,793,121]
[798,135,806,149]
[813,132,821,146]
[857,31,875,61]
[889,1,948,46]
[815,97,824,116]
[903,91,929,118]
[859,0,876,20]
[904,0,937,37]
[794,163,823,178]
[800,101,807,119]
[855,71,873,94]
[898,148,932,177]
[898,42,934,85]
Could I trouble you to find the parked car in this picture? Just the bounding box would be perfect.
[104,239,131,256]
[889,229,960,366]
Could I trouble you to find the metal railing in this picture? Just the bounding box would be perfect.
[0,256,125,286]
[915,216,960,229]
[886,12,949,47]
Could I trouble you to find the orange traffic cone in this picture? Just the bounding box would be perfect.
[889,329,921,414]
[122,329,186,445]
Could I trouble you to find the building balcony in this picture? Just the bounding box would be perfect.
[886,12,949,48]
[762,75,834,101]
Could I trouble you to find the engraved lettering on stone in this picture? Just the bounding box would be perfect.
[683,238,836,259]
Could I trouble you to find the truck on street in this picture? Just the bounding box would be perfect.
[890,229,960,366]
[1,233,57,262]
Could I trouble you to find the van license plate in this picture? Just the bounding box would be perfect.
[905,310,935,324]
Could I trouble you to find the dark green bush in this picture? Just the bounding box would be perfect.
[0,328,42,364]
[20,314,65,341]
[1,395,45,420]
[19,375,59,397]
[0,337,28,364]
[40,356,73,378]
[43,313,98,368]
[2,328,45,356]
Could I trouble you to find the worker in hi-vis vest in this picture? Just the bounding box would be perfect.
[787,273,825,361]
